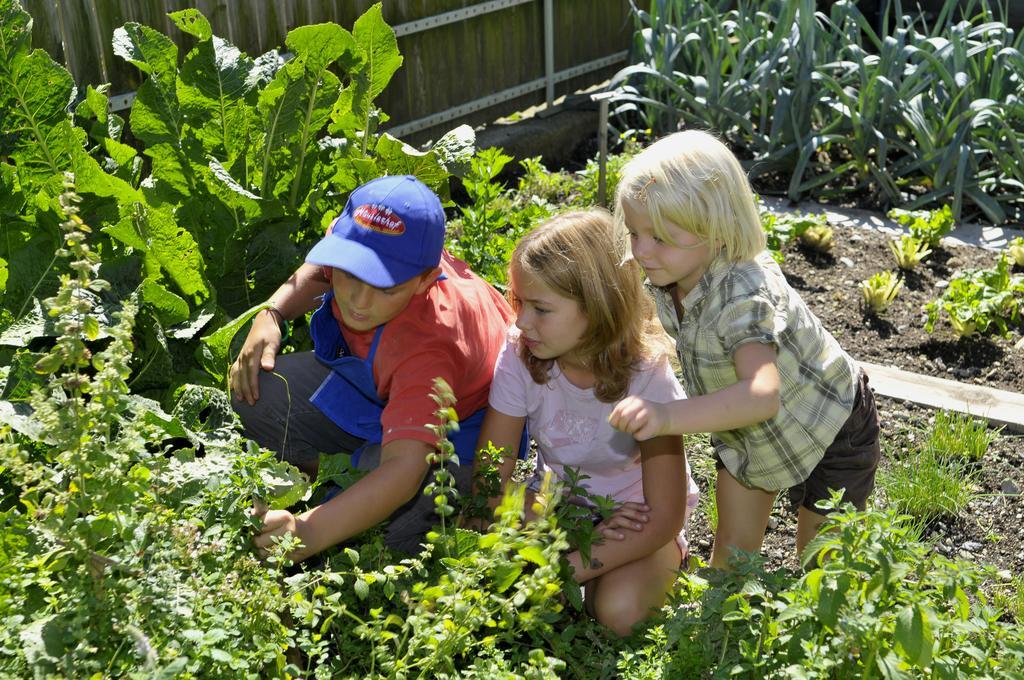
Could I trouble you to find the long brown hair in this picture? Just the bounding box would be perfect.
[510,209,671,402]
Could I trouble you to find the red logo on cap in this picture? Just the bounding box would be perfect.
[353,204,406,235]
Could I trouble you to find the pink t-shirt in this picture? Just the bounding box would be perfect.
[488,333,700,552]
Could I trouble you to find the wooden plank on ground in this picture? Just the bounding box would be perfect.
[859,361,1024,433]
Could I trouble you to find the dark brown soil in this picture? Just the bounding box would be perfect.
[779,225,1024,394]
[683,222,1024,583]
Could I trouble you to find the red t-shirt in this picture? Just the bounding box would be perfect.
[327,252,513,448]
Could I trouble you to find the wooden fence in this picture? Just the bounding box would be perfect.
[20,0,631,142]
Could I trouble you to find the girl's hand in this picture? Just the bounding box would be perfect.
[595,502,651,540]
[609,396,669,440]
[252,507,302,560]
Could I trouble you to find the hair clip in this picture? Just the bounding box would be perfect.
[632,176,657,203]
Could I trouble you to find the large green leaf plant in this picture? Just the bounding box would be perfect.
[0,0,474,400]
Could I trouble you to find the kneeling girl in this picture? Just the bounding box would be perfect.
[474,210,698,636]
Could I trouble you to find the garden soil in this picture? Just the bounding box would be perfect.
[684,222,1024,587]
[781,226,1024,394]
[686,396,1024,578]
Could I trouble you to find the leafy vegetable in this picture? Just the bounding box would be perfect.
[1008,236,1024,266]
[889,205,956,248]
[889,235,933,271]
[860,270,903,314]
[925,254,1024,337]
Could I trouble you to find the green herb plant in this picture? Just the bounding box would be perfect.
[928,410,999,463]
[0,178,311,677]
[424,377,461,542]
[860,270,903,314]
[299,470,587,677]
[268,379,630,678]
[619,491,1024,678]
[446,147,551,288]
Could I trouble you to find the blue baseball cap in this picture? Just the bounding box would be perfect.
[305,175,445,288]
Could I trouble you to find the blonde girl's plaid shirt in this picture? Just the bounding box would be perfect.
[653,251,858,491]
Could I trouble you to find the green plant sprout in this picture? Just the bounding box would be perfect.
[860,270,903,314]
[1,176,311,675]
[799,223,835,253]
[1008,236,1024,267]
[889,205,955,248]
[889,235,932,271]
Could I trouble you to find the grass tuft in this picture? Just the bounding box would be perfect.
[927,410,998,462]
[879,443,978,525]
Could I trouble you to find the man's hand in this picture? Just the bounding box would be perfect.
[609,396,670,440]
[229,310,283,405]
[252,507,305,561]
[595,502,651,541]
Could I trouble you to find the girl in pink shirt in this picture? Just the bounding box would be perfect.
[474,210,698,636]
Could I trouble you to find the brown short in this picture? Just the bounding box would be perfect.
[715,370,882,514]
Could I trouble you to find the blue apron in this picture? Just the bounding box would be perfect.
[308,292,526,466]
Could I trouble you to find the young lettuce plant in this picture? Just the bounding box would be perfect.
[924,254,1024,337]
[889,235,932,271]
[860,270,903,314]
[799,223,835,253]
[1008,236,1024,267]
[758,203,825,262]
[889,205,955,248]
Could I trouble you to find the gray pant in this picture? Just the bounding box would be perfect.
[233,351,472,554]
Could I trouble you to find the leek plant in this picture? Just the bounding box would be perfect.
[612,0,1024,223]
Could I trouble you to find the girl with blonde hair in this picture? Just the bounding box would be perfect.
[474,209,699,636]
[609,130,881,569]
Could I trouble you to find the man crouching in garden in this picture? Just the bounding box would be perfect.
[229,175,518,559]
